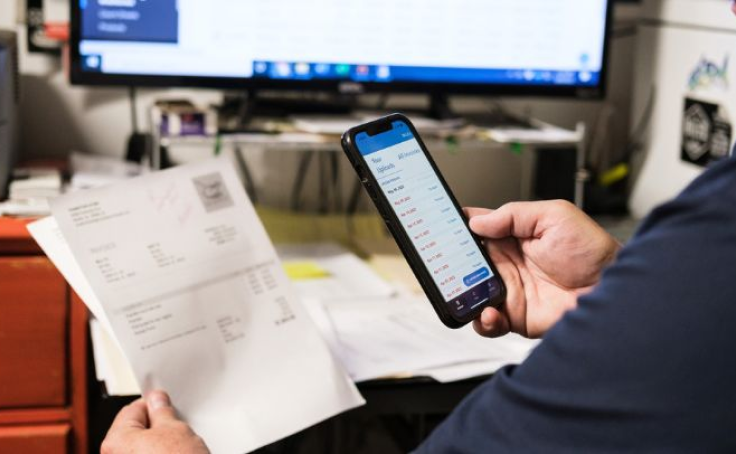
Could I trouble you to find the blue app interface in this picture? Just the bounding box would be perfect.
[356,120,502,318]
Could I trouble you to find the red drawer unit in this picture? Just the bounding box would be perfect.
[0,217,88,454]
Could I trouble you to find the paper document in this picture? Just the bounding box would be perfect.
[47,158,364,454]
[28,217,136,394]
[277,243,395,302]
[326,298,538,382]
[290,114,464,136]
[478,122,581,145]
[367,254,423,295]
[417,334,538,383]
[69,152,146,191]
[90,319,141,396]
[70,152,144,178]
[27,216,112,331]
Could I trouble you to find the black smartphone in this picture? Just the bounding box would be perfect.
[341,113,506,328]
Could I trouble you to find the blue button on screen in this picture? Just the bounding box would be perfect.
[463,267,490,287]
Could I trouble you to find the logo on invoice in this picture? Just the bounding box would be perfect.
[193,172,234,213]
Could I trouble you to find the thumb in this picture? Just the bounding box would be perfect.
[145,390,179,427]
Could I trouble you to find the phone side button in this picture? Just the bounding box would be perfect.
[364,182,379,200]
[382,217,394,230]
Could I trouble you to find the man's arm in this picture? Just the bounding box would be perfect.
[417,158,736,452]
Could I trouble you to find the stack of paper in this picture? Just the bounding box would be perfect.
[277,243,396,302]
[90,319,140,396]
[28,158,364,454]
[8,168,62,200]
[69,152,145,191]
[291,114,465,136]
[0,168,63,216]
[477,121,582,145]
[305,297,538,383]
[276,243,539,383]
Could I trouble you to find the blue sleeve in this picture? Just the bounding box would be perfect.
[416,156,736,453]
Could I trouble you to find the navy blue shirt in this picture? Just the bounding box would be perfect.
[417,154,736,453]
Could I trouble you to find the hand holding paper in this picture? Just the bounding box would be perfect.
[101,390,210,454]
[32,158,363,454]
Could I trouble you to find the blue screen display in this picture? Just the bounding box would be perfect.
[356,121,503,318]
[76,0,610,89]
[253,63,601,87]
[80,0,178,43]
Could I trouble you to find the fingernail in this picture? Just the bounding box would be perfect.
[146,390,170,411]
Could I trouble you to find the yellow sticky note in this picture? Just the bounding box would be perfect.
[283,261,331,281]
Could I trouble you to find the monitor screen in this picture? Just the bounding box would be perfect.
[72,0,611,96]
[0,33,19,201]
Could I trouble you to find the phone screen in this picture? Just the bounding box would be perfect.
[355,120,503,319]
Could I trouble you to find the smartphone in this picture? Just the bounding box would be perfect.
[341,113,506,328]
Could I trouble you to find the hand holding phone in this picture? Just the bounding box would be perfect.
[467,201,620,339]
[342,114,506,328]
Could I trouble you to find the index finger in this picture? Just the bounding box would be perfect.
[110,398,149,432]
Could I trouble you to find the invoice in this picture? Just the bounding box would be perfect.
[47,158,364,454]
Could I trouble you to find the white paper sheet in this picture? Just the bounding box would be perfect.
[48,158,364,454]
[417,334,538,383]
[90,318,141,396]
[290,114,464,136]
[28,216,141,396]
[276,243,396,302]
[419,360,510,383]
[326,297,539,383]
[69,152,146,191]
[300,297,342,353]
[70,152,144,178]
[27,216,113,332]
[478,123,582,145]
[28,216,139,395]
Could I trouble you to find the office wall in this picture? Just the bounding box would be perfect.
[2,2,641,209]
[0,2,14,28]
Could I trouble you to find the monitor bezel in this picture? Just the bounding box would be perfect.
[69,1,613,100]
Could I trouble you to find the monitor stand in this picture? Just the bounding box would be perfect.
[427,92,456,120]
[221,90,358,127]
[464,108,534,129]
[418,93,532,128]
[389,92,463,121]
[220,90,532,129]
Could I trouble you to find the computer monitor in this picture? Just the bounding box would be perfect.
[70,1,612,99]
[0,31,19,201]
